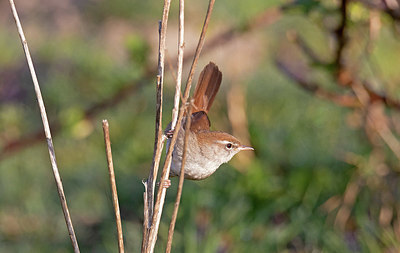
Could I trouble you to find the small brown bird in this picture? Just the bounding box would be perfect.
[167,62,253,180]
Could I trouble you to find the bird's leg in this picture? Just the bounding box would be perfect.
[164,120,175,139]
[165,129,174,139]
[157,179,171,189]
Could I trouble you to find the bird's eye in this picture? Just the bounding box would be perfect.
[225,143,233,150]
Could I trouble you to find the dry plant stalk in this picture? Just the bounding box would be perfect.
[171,0,185,130]
[142,0,172,251]
[102,120,125,253]
[166,1,185,250]
[143,75,165,252]
[166,102,192,253]
[8,0,80,252]
[145,0,216,252]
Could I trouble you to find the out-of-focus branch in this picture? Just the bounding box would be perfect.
[283,5,400,112]
[0,7,281,161]
[335,175,360,230]
[352,84,400,161]
[0,79,145,160]
[356,0,400,20]
[286,31,329,66]
[334,176,360,230]
[363,84,400,110]
[278,44,400,162]
[370,108,400,161]
[196,7,281,58]
[275,59,360,108]
[278,56,400,111]
[278,40,400,161]
[276,0,400,167]
[334,0,348,74]
[277,0,400,239]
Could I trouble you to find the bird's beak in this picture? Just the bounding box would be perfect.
[238,145,254,151]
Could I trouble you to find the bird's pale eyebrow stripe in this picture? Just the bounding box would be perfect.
[216,140,238,146]
[216,140,231,145]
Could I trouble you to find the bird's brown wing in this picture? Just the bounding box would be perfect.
[192,62,222,114]
[188,111,210,132]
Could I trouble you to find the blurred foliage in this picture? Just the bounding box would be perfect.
[2,0,400,252]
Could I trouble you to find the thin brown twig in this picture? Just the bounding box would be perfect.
[165,7,186,250]
[171,0,185,130]
[147,0,216,251]
[166,101,192,253]
[143,0,172,251]
[147,103,183,253]
[102,120,125,253]
[182,0,216,100]
[142,182,149,252]
[8,0,80,252]
[142,78,166,252]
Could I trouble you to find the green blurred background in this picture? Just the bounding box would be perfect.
[2,0,400,252]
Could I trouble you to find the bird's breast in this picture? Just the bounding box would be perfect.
[169,129,223,180]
